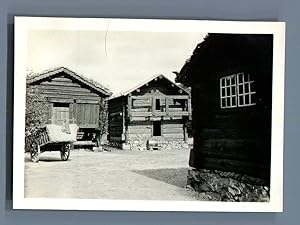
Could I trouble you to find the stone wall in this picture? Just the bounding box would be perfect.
[187,168,270,202]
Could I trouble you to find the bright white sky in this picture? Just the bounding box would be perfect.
[27,30,205,94]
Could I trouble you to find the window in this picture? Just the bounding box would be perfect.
[155,99,161,110]
[153,121,161,136]
[220,72,256,109]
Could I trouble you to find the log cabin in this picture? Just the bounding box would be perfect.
[107,74,192,150]
[176,34,273,183]
[27,67,112,146]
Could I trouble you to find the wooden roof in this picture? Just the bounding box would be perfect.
[27,67,112,97]
[108,74,190,101]
[176,34,273,85]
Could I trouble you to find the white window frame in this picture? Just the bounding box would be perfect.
[220,72,256,109]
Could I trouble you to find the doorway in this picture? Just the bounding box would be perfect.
[153,121,161,136]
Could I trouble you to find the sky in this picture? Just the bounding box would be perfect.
[27,30,205,94]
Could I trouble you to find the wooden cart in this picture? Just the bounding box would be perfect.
[25,124,78,163]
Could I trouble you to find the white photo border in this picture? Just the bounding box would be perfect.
[13,16,285,212]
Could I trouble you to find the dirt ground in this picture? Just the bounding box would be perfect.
[24,148,198,201]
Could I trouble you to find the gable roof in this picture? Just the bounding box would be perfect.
[27,67,112,97]
[176,33,273,85]
[108,74,190,101]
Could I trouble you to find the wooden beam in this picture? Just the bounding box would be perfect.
[109,112,122,118]
[165,96,169,116]
[127,95,132,121]
[152,97,156,115]
[188,96,192,120]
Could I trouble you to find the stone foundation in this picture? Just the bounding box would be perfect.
[129,137,189,151]
[187,168,270,202]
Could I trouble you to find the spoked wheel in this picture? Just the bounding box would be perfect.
[30,142,40,163]
[60,143,72,161]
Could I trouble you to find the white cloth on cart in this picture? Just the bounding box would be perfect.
[46,124,78,143]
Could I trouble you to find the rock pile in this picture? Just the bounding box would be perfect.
[187,168,270,202]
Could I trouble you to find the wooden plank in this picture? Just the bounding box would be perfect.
[131,112,152,117]
[128,129,152,134]
[128,96,132,120]
[162,122,183,128]
[76,99,99,104]
[165,96,169,115]
[78,124,99,128]
[109,112,122,118]
[163,133,184,139]
[152,97,156,114]
[51,77,73,82]
[43,90,99,97]
[131,96,152,100]
[166,95,189,100]
[41,81,81,87]
[47,98,74,103]
[109,136,123,142]
[44,93,100,100]
[130,116,149,121]
[163,128,183,134]
[168,111,189,116]
[109,122,123,128]
[37,85,93,93]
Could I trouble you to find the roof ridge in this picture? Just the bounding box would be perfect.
[108,73,189,101]
[27,67,112,96]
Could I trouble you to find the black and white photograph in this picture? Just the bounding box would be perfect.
[13,17,285,212]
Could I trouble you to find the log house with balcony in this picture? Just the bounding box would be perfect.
[107,74,191,150]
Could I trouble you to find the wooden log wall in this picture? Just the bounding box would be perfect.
[190,76,271,179]
[161,121,185,140]
[30,74,104,128]
[126,120,185,141]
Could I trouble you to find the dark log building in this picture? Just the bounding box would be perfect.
[176,34,273,201]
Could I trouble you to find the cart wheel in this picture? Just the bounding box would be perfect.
[60,143,72,161]
[30,142,40,163]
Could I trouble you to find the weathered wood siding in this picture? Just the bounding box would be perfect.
[161,121,184,140]
[107,97,126,142]
[126,120,185,141]
[29,72,103,128]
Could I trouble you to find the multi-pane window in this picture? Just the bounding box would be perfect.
[220,72,256,109]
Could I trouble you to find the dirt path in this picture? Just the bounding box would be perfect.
[24,149,197,201]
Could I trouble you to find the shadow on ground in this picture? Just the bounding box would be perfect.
[132,168,188,188]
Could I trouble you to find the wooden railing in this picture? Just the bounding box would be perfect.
[128,95,191,119]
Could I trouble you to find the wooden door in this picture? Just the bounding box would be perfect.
[52,103,70,125]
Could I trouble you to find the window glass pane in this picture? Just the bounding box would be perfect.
[231,86,236,95]
[221,98,226,107]
[231,76,236,85]
[227,87,231,96]
[239,96,244,105]
[245,84,249,93]
[245,95,250,105]
[250,93,256,104]
[226,98,231,107]
[232,97,236,106]
[250,82,255,92]
[238,85,243,94]
[221,88,225,97]
[226,78,230,86]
